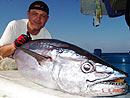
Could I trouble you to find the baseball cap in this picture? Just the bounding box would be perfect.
[29,1,49,15]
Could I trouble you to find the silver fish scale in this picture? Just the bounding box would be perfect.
[54,48,86,59]
[29,42,54,50]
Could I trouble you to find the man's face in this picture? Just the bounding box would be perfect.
[27,9,49,31]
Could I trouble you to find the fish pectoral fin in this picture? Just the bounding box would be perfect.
[16,47,51,63]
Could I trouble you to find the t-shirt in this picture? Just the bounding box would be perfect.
[0,19,52,46]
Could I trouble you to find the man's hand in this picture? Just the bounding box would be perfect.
[0,43,16,58]
[14,34,31,47]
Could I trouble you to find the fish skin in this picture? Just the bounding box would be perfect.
[13,39,129,97]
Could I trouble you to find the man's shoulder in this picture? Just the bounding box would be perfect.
[40,27,50,34]
[8,19,28,26]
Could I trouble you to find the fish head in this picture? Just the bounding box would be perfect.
[56,51,129,96]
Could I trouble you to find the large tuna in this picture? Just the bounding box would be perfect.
[13,39,129,97]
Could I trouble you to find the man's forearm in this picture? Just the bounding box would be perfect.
[0,43,16,58]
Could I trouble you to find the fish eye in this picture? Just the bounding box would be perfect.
[81,62,93,73]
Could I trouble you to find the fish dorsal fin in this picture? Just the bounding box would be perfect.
[16,47,51,63]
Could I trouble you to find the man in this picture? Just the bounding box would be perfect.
[0,1,52,70]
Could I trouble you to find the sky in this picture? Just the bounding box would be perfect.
[0,0,130,53]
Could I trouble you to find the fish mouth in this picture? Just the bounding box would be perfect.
[112,78,125,83]
[101,78,126,85]
[89,78,129,96]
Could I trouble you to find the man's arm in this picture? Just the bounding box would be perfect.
[0,43,16,58]
[0,34,32,58]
